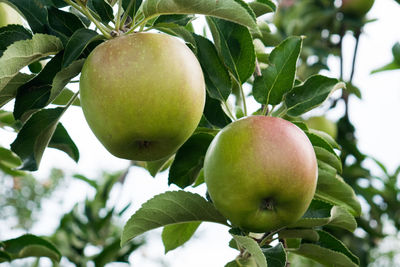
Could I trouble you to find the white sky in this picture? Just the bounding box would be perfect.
[1,0,400,266]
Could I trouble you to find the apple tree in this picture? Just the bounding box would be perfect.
[0,0,394,266]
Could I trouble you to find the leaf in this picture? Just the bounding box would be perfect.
[14,57,84,120]
[193,34,232,101]
[168,133,214,188]
[253,36,302,105]
[52,89,81,106]
[162,222,201,253]
[47,7,86,44]
[262,243,287,267]
[306,132,337,156]
[48,123,80,163]
[203,94,232,128]
[0,73,34,108]
[285,75,345,117]
[207,17,255,84]
[49,59,84,101]
[314,146,342,174]
[308,129,340,149]
[290,200,357,232]
[0,250,11,262]
[1,234,61,262]
[370,61,400,74]
[142,0,259,33]
[10,107,72,171]
[278,229,319,242]
[121,191,228,246]
[315,162,361,216]
[231,235,267,267]
[0,34,63,93]
[392,42,400,64]
[0,24,32,57]
[0,147,25,176]
[154,14,195,26]
[133,155,174,177]
[87,0,114,23]
[293,230,359,267]
[5,0,49,33]
[248,0,276,17]
[122,0,143,18]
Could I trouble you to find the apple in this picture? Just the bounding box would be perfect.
[0,3,22,27]
[204,116,317,233]
[304,116,337,139]
[79,33,205,161]
[340,0,375,17]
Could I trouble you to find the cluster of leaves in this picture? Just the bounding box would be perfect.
[0,0,369,266]
[49,170,143,267]
[0,168,64,229]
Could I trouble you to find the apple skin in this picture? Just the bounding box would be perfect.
[79,33,205,161]
[0,3,22,27]
[304,116,337,139]
[341,0,375,17]
[204,116,318,233]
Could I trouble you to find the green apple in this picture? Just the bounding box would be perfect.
[204,116,317,233]
[0,3,22,27]
[79,33,205,161]
[340,0,375,17]
[304,116,337,139]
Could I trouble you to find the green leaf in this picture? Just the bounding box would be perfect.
[203,94,232,128]
[0,146,25,176]
[168,133,214,188]
[49,59,84,102]
[306,132,337,156]
[52,89,81,106]
[290,200,357,232]
[193,34,232,101]
[47,7,85,45]
[10,107,72,171]
[293,230,359,267]
[248,0,276,17]
[154,14,195,26]
[162,222,201,253]
[1,234,61,262]
[0,34,63,93]
[308,129,340,149]
[0,24,32,57]
[392,42,400,64]
[253,36,302,105]
[0,73,34,108]
[232,235,267,267]
[285,75,345,117]
[0,250,11,262]
[87,0,114,23]
[62,28,104,68]
[14,57,84,120]
[328,206,357,232]
[207,17,255,84]
[5,0,49,33]
[142,0,258,33]
[314,146,342,174]
[122,0,143,18]
[133,155,174,177]
[121,191,228,246]
[315,162,361,216]
[370,61,400,74]
[262,243,287,267]
[48,123,80,163]
[278,229,319,242]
